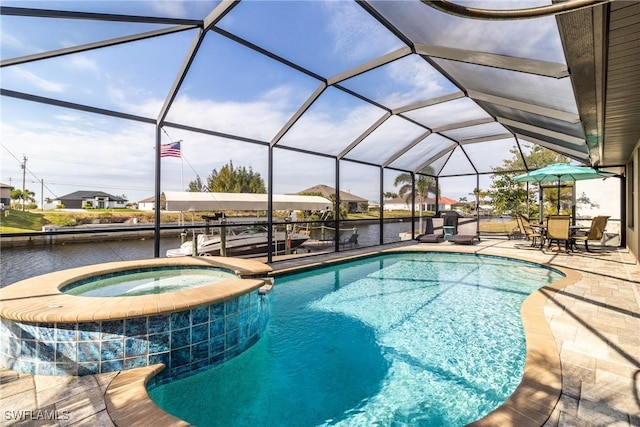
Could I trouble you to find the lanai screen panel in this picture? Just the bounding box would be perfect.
[461,138,524,174]
[216,1,404,78]
[339,55,460,110]
[0,14,175,60]
[439,146,475,177]
[422,152,452,176]
[476,101,585,140]
[344,115,429,165]
[389,133,457,172]
[433,59,579,115]
[272,149,335,196]
[1,22,194,116]
[164,31,321,142]
[276,87,386,156]
[0,0,594,210]
[403,97,492,130]
[368,0,566,63]
[441,122,511,142]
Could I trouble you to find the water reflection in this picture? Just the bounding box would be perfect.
[1,222,412,286]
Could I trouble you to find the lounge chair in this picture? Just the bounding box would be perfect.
[572,215,609,252]
[415,217,444,243]
[545,215,571,251]
[448,233,480,245]
[340,233,359,248]
[448,217,480,245]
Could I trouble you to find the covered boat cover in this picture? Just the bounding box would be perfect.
[162,191,332,212]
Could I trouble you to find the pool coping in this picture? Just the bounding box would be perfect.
[0,256,272,323]
[104,247,579,426]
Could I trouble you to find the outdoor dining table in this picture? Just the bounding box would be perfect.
[527,223,591,251]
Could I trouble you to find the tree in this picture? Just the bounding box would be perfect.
[488,144,569,217]
[576,192,599,212]
[394,172,437,209]
[187,176,206,192]
[11,189,35,208]
[187,161,266,193]
[383,191,398,199]
[207,161,266,193]
[394,170,437,231]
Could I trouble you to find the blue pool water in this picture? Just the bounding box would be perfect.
[148,252,563,426]
[62,266,237,297]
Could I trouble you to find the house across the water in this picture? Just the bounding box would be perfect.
[55,191,128,209]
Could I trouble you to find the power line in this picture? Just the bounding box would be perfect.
[2,143,60,199]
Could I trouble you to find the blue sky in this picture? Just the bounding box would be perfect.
[1,0,579,206]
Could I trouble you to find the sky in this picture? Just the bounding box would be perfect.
[1,0,590,208]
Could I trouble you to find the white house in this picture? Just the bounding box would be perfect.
[383,196,458,212]
[138,196,155,211]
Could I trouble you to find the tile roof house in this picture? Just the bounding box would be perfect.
[55,191,128,210]
[384,196,458,212]
[296,184,368,213]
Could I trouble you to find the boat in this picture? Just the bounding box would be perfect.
[298,224,358,252]
[166,225,309,257]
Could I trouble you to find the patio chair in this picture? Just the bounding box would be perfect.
[545,215,571,252]
[448,216,480,245]
[340,233,359,248]
[518,214,544,247]
[572,216,609,252]
[416,217,444,243]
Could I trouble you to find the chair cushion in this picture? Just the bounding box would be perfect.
[448,234,480,245]
[416,233,444,243]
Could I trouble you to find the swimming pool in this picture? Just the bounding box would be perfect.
[148,252,564,426]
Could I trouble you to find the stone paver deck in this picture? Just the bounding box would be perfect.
[1,238,638,426]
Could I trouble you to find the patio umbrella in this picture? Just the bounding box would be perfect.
[512,163,616,213]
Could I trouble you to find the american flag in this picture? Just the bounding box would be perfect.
[160,141,181,158]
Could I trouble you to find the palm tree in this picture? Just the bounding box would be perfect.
[394,171,437,232]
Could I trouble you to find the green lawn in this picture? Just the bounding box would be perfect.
[0,209,46,233]
[0,208,518,235]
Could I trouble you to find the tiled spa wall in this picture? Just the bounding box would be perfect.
[0,290,270,381]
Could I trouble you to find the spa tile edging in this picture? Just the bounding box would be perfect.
[0,257,273,377]
[0,257,272,323]
[1,290,270,378]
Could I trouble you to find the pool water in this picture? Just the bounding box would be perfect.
[148,252,563,426]
[62,267,238,297]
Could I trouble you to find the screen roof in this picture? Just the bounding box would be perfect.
[1,0,625,194]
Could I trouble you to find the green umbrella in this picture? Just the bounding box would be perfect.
[512,163,616,213]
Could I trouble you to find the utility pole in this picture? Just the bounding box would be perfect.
[21,155,27,212]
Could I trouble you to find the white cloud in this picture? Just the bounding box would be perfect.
[159,89,295,142]
[323,1,398,62]
[150,1,188,18]
[0,29,27,51]
[8,68,65,93]
[1,117,157,202]
[69,55,100,73]
[383,57,447,106]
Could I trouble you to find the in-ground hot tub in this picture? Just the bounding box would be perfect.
[61,266,240,297]
[0,257,272,379]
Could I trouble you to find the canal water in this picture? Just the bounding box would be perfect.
[1,221,414,287]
